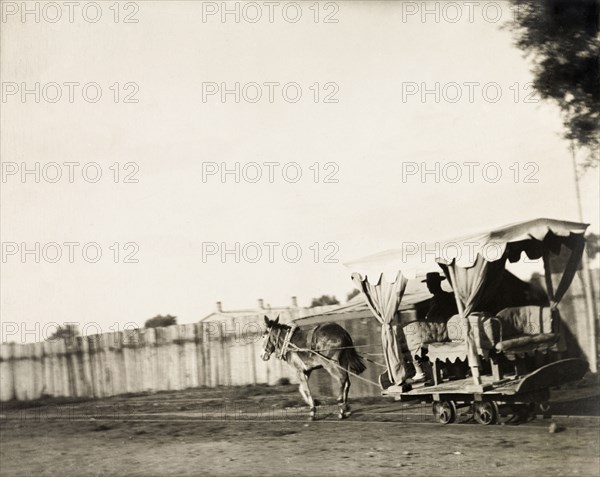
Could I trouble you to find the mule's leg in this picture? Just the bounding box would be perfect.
[341,375,351,415]
[297,370,317,420]
[337,373,352,419]
[325,364,351,419]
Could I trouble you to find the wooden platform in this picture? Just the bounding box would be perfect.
[382,359,588,402]
[383,375,518,398]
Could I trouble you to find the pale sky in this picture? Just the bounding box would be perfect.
[1,1,598,342]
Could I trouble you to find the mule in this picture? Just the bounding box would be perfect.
[261,316,366,420]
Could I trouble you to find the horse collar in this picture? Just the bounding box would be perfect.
[276,324,298,360]
[307,324,322,351]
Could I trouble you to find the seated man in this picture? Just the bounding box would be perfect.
[422,272,457,322]
[411,272,459,382]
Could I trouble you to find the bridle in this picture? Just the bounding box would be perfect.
[262,325,282,361]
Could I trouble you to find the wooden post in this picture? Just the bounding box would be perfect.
[28,343,39,399]
[220,325,231,386]
[52,339,68,397]
[571,143,598,373]
[168,325,182,391]
[113,331,126,396]
[143,328,158,392]
[0,344,15,401]
[250,335,258,385]
[42,341,54,397]
[98,333,112,397]
[88,334,103,398]
[194,323,206,387]
[78,336,93,397]
[208,324,220,387]
[121,330,134,394]
[180,324,198,389]
[155,327,168,390]
[32,342,44,399]
[203,323,215,387]
[65,337,77,397]
[12,343,24,400]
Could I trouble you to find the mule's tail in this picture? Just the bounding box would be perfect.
[340,346,366,376]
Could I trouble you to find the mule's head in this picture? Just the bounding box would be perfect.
[260,315,280,361]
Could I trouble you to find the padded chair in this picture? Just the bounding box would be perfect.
[493,306,561,359]
[402,306,562,383]
[426,313,500,365]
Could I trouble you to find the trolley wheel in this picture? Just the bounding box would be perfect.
[432,401,457,425]
[473,401,499,425]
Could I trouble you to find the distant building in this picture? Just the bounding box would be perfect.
[199,297,339,333]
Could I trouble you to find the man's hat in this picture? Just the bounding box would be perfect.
[421,272,446,283]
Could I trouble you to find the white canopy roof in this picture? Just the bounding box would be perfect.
[345,218,589,280]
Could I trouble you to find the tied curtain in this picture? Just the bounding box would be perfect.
[542,236,585,345]
[351,271,408,384]
[441,255,507,317]
[542,236,585,310]
[438,255,506,375]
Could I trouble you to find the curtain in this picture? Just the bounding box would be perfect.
[543,236,585,309]
[443,255,506,317]
[439,255,506,378]
[351,271,408,384]
[542,236,585,344]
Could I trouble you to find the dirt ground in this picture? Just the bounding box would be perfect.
[1,383,599,477]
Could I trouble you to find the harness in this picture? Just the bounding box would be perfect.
[276,323,298,360]
[272,323,320,360]
[266,323,383,389]
[306,324,322,352]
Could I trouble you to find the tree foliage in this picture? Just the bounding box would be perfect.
[47,324,80,342]
[310,295,340,308]
[507,0,600,167]
[346,288,361,302]
[586,232,600,258]
[144,314,177,328]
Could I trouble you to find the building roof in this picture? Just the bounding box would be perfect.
[199,297,340,325]
[200,307,295,322]
[293,280,433,327]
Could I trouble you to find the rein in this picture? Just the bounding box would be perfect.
[285,341,382,388]
[277,323,298,359]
